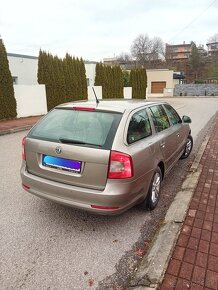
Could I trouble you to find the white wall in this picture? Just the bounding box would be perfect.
[123,87,132,99]
[88,86,135,100]
[88,86,102,100]
[85,63,96,86]
[163,88,174,97]
[8,55,38,85]
[14,85,47,118]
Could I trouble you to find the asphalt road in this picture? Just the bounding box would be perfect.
[0,97,218,290]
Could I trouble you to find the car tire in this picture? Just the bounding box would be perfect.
[143,167,162,210]
[180,135,193,159]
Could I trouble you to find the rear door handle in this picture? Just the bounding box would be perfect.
[177,133,180,137]
[160,142,165,148]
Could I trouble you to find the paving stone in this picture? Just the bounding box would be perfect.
[209,243,218,257]
[195,252,208,268]
[191,227,201,239]
[205,270,218,289]
[179,262,193,280]
[172,246,185,261]
[160,274,177,290]
[183,248,197,264]
[198,239,210,254]
[167,259,181,276]
[192,266,206,286]
[201,229,211,242]
[208,255,218,272]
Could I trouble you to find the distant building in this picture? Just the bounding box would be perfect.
[103,57,119,66]
[197,44,207,57]
[7,53,38,85]
[103,57,132,69]
[165,42,192,61]
[7,53,97,86]
[206,42,218,57]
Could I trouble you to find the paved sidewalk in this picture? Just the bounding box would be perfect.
[0,115,42,135]
[160,116,218,290]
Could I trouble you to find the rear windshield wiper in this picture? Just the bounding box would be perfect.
[59,137,86,144]
[59,137,102,147]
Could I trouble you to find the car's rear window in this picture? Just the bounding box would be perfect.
[28,108,122,150]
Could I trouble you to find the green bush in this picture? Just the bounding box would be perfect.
[194,80,205,84]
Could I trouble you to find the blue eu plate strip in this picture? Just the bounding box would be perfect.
[42,155,81,173]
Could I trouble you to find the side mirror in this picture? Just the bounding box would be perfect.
[182,115,192,123]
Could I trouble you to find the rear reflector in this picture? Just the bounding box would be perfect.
[22,137,26,161]
[91,205,120,210]
[73,107,96,111]
[108,151,133,179]
[22,183,30,190]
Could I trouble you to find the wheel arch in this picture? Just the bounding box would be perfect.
[157,161,165,180]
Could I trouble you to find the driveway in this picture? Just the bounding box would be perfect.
[0,97,218,289]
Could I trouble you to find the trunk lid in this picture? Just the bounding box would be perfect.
[25,139,110,190]
[25,108,122,190]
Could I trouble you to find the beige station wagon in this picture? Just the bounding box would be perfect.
[20,100,193,214]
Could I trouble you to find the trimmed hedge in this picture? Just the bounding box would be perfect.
[38,50,87,111]
[129,68,147,99]
[95,63,123,98]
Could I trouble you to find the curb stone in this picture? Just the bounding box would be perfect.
[0,125,32,136]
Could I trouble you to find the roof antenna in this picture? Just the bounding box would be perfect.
[92,87,99,104]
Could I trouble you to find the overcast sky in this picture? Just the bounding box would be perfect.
[0,0,218,61]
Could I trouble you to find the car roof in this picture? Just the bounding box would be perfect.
[56,99,167,113]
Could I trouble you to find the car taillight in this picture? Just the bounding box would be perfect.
[22,137,26,161]
[108,151,133,179]
[72,107,96,111]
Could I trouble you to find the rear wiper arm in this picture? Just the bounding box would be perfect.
[59,137,102,147]
[59,137,87,144]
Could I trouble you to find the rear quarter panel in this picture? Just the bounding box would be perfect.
[111,110,164,200]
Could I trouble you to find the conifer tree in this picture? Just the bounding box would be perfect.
[80,57,87,100]
[57,57,67,103]
[38,51,55,110]
[63,54,71,102]
[94,63,101,86]
[129,68,147,99]
[122,70,130,87]
[0,38,17,119]
[115,66,123,98]
[37,49,45,84]
[65,54,75,101]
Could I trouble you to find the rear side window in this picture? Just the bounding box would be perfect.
[149,105,170,132]
[28,109,122,150]
[127,109,152,144]
[164,104,181,125]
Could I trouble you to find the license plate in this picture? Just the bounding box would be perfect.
[42,155,81,173]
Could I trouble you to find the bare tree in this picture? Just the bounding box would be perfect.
[131,34,165,68]
[151,37,165,59]
[117,52,132,63]
[207,33,218,43]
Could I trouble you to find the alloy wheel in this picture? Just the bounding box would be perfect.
[151,172,161,203]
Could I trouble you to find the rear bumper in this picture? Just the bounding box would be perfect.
[20,166,145,215]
